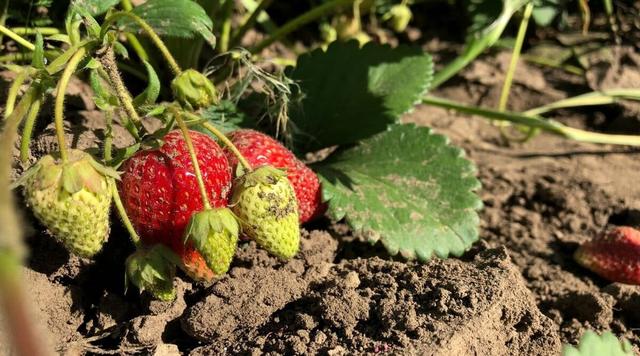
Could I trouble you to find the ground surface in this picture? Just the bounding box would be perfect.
[2,40,640,355]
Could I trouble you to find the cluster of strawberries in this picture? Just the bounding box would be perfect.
[19,125,640,298]
[20,128,323,299]
[120,129,323,285]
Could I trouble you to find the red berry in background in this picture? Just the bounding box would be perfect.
[119,130,232,282]
[223,129,325,223]
[574,226,640,285]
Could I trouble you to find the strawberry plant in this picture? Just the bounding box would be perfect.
[0,0,638,296]
[1,0,640,353]
[0,0,483,300]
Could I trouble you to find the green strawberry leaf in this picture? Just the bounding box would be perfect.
[72,0,120,16]
[315,124,482,261]
[532,0,562,27]
[125,245,177,301]
[119,0,216,47]
[287,41,433,153]
[465,0,503,37]
[132,61,161,106]
[562,331,634,356]
[197,100,253,135]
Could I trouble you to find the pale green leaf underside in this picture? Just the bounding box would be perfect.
[73,0,119,16]
[120,0,215,46]
[562,331,634,356]
[316,124,482,261]
[288,41,434,153]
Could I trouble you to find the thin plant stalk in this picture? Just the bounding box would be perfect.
[251,0,354,54]
[231,0,274,48]
[497,2,533,112]
[240,0,278,34]
[11,27,60,35]
[125,34,150,62]
[119,0,150,62]
[173,110,212,210]
[19,96,42,163]
[496,1,534,141]
[112,183,141,246]
[4,69,29,119]
[200,121,252,171]
[54,47,87,162]
[422,96,640,146]
[521,54,584,75]
[102,12,182,75]
[578,0,591,34]
[0,0,8,43]
[0,25,35,50]
[524,89,640,116]
[0,51,60,63]
[100,48,142,133]
[219,0,235,53]
[601,0,619,42]
[431,0,528,88]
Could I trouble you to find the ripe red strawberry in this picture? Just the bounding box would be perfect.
[119,130,232,282]
[223,129,324,223]
[574,226,640,285]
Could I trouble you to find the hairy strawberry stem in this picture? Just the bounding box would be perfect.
[173,110,212,210]
[196,119,253,172]
[55,46,87,163]
[93,65,140,141]
[102,12,182,76]
[100,47,142,139]
[103,109,114,163]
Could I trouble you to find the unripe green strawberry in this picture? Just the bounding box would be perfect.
[19,149,117,257]
[231,166,300,259]
[334,14,362,41]
[126,245,178,301]
[387,4,412,33]
[320,22,337,44]
[171,69,218,110]
[185,208,239,275]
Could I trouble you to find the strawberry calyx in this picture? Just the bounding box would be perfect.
[15,149,119,196]
[125,244,178,301]
[184,208,239,275]
[386,4,412,33]
[171,69,218,110]
[235,165,289,189]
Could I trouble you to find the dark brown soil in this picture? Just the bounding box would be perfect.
[3,41,640,355]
